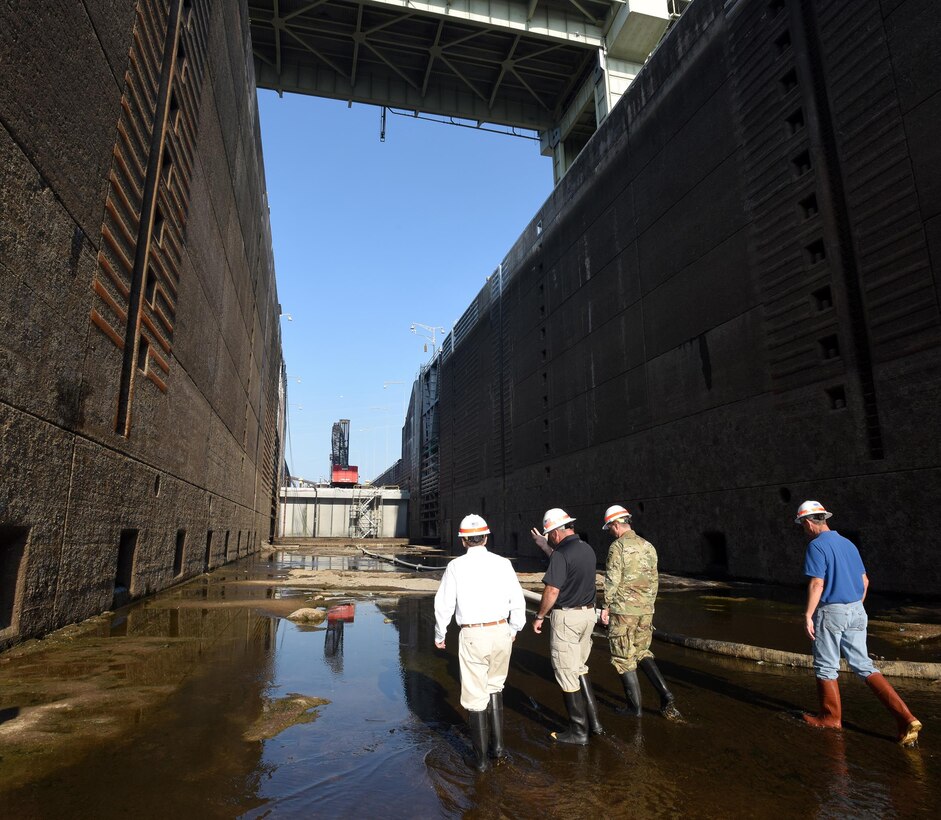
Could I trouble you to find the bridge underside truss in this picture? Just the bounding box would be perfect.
[248,0,678,133]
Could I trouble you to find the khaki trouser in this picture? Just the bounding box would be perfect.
[608,612,654,674]
[458,623,513,711]
[549,608,596,692]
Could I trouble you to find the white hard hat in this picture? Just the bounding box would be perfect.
[603,504,632,530]
[459,514,490,538]
[794,500,833,524]
[542,508,576,535]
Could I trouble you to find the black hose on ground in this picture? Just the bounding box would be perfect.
[359,547,444,572]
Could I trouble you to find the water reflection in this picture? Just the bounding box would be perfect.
[323,604,355,674]
[1,600,280,817]
[272,551,406,572]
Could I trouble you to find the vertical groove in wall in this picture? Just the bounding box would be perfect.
[489,268,505,481]
[91,0,213,437]
[115,0,184,434]
[813,1,941,355]
[500,276,515,477]
[727,0,842,396]
[795,0,884,459]
[428,362,444,540]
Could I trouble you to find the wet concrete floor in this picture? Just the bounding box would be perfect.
[1,551,939,818]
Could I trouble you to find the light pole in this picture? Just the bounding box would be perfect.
[410,322,446,355]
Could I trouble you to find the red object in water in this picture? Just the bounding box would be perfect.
[327,604,355,623]
[331,465,359,485]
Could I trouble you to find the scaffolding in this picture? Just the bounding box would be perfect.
[349,485,383,538]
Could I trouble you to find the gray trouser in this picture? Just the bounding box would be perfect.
[549,608,595,691]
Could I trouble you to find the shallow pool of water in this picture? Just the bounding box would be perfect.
[1,553,938,818]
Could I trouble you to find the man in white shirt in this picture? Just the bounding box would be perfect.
[434,514,527,772]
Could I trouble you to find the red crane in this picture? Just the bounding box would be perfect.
[330,419,359,486]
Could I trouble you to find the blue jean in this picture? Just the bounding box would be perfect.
[812,601,878,680]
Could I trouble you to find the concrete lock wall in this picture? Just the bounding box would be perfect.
[0,0,284,649]
[432,0,941,594]
[279,488,409,539]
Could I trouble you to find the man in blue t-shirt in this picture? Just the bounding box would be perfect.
[797,500,921,746]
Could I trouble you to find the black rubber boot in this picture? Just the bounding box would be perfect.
[489,692,507,761]
[579,675,604,735]
[551,690,590,745]
[619,670,643,716]
[639,657,682,721]
[467,709,492,772]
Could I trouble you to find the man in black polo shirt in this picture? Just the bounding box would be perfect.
[531,508,603,745]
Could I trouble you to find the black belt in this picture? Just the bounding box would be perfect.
[557,605,594,611]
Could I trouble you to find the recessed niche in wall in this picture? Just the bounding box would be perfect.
[136,336,150,374]
[153,207,165,247]
[826,385,847,410]
[161,145,175,191]
[818,334,840,361]
[173,529,186,577]
[799,193,818,220]
[792,149,812,177]
[113,529,139,608]
[812,285,833,311]
[203,530,213,572]
[701,531,729,578]
[785,107,805,135]
[0,526,28,632]
[169,90,181,133]
[805,238,826,265]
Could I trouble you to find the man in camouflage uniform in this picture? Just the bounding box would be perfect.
[600,505,681,720]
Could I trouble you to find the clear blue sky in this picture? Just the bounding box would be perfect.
[257,91,553,482]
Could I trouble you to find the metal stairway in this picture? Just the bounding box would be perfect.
[349,486,383,538]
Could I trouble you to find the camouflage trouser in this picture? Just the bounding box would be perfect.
[608,613,654,674]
